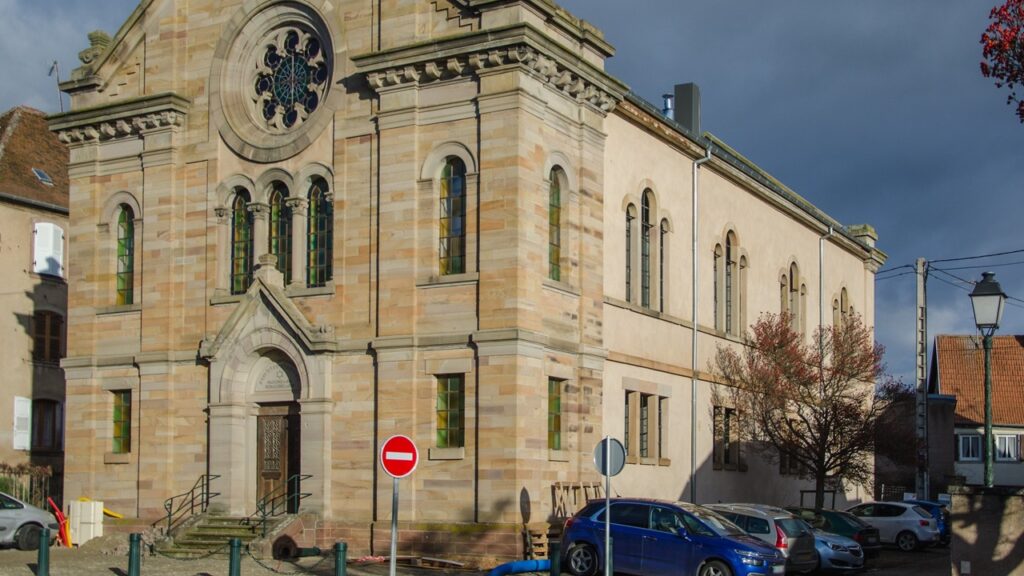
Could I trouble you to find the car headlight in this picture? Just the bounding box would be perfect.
[826,542,848,552]
[734,549,767,567]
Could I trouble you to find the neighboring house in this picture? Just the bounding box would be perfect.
[50,0,885,560]
[930,334,1024,487]
[0,106,68,502]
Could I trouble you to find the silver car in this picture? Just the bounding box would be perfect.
[804,523,864,572]
[707,503,819,574]
[0,492,59,550]
[845,501,938,552]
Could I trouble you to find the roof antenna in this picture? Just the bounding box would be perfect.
[48,61,63,113]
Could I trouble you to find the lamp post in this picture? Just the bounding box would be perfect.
[969,272,1007,488]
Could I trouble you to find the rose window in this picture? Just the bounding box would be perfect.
[253,28,329,131]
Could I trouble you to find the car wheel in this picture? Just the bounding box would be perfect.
[565,542,599,576]
[698,559,733,576]
[896,530,919,552]
[15,524,42,551]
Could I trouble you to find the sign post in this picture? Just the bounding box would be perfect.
[594,437,625,576]
[380,435,419,576]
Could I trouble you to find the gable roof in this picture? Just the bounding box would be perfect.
[931,334,1024,427]
[0,107,69,212]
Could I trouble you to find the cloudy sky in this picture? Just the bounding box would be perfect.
[5,0,1024,384]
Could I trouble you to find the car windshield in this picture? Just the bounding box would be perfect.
[830,511,869,530]
[777,518,811,538]
[684,506,746,537]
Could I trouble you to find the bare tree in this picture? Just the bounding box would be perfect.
[714,312,899,509]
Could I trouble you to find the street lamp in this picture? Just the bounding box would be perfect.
[969,272,1007,488]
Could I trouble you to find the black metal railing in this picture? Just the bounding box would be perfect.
[246,474,312,537]
[162,474,221,533]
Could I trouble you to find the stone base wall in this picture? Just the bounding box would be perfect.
[950,485,1024,576]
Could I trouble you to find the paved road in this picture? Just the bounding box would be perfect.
[864,547,950,576]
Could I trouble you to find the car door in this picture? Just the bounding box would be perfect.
[0,494,23,544]
[848,504,886,539]
[599,503,649,574]
[641,506,690,576]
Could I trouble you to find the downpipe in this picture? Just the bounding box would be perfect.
[690,142,713,504]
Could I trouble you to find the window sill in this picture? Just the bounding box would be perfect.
[97,303,142,316]
[658,458,672,467]
[640,457,658,466]
[548,449,570,462]
[542,279,580,297]
[285,283,335,298]
[626,455,638,465]
[104,452,131,465]
[428,447,465,460]
[418,272,479,288]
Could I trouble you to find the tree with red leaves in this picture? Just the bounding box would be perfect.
[714,313,900,510]
[981,0,1024,122]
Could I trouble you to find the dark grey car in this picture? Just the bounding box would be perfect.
[707,504,818,574]
[0,492,59,550]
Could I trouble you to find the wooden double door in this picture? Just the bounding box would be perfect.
[256,403,301,514]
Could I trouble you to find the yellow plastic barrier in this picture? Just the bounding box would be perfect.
[77,497,124,519]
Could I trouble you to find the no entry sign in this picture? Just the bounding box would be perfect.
[380,435,419,478]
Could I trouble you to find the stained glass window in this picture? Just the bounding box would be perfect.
[231,190,254,294]
[116,205,134,306]
[548,378,562,451]
[641,192,652,308]
[254,29,329,130]
[307,178,333,287]
[436,375,464,448]
[269,184,292,284]
[626,207,634,302]
[112,390,131,454]
[549,169,562,282]
[439,158,466,275]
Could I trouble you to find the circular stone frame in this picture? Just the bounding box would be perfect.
[211,1,340,163]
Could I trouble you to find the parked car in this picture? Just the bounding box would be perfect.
[845,501,938,552]
[706,504,818,574]
[902,499,951,546]
[561,498,785,576]
[794,518,864,572]
[0,492,59,550]
[786,507,882,558]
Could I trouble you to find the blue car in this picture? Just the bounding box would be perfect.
[561,498,785,576]
[902,499,950,546]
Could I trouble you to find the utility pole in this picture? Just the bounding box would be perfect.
[915,258,929,499]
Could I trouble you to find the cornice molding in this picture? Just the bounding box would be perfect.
[48,92,190,144]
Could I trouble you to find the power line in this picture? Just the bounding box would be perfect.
[928,259,1024,272]
[875,271,916,282]
[930,248,1024,264]
[876,264,914,277]
[930,267,976,287]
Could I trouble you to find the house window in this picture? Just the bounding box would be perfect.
[641,191,652,308]
[116,205,135,306]
[268,183,292,284]
[625,206,635,302]
[725,235,735,334]
[659,220,668,312]
[112,390,132,454]
[996,435,1019,461]
[32,222,65,278]
[548,378,563,451]
[436,375,464,448]
[713,406,742,471]
[439,157,467,275]
[625,391,666,463]
[779,445,801,475]
[959,435,981,461]
[623,391,630,456]
[639,394,650,458]
[714,245,722,329]
[548,169,562,282]
[31,400,62,451]
[230,189,254,294]
[307,178,333,287]
[789,263,800,332]
[32,311,63,363]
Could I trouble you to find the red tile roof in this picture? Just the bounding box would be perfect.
[933,334,1024,427]
[0,106,68,210]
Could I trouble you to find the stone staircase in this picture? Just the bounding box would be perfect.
[155,516,263,558]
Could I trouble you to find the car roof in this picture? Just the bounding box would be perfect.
[706,503,794,519]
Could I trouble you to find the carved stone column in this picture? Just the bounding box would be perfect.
[285,197,308,288]
[214,207,230,295]
[249,202,271,262]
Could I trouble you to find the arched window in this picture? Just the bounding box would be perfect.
[788,263,800,332]
[641,191,653,308]
[439,157,467,275]
[626,204,636,302]
[714,244,723,329]
[549,168,562,281]
[116,205,135,306]
[725,233,736,334]
[269,183,292,284]
[307,177,333,287]
[230,189,254,295]
[659,219,669,312]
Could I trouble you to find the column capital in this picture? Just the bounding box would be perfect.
[248,202,271,219]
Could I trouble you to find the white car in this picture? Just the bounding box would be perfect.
[845,501,938,552]
[0,492,59,550]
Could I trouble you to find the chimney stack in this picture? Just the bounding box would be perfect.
[673,83,701,136]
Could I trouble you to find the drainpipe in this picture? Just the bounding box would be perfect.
[690,143,712,504]
[818,226,834,358]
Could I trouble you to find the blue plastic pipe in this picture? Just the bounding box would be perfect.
[487,559,551,576]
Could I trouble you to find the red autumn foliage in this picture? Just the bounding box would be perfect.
[981,0,1024,122]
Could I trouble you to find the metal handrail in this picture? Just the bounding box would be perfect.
[245,474,312,537]
[162,474,221,533]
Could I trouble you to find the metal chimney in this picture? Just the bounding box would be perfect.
[662,94,674,119]
[673,83,701,136]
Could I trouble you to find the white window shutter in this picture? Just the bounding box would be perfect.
[32,223,64,277]
[13,397,31,450]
